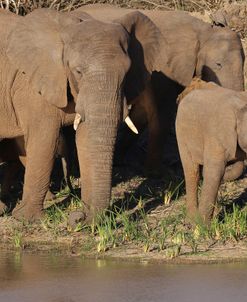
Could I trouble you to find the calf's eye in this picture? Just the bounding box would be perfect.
[216,62,222,69]
[76,68,82,75]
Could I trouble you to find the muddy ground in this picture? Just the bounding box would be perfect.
[1,2,247,263]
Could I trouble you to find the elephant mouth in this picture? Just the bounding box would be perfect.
[73,113,138,134]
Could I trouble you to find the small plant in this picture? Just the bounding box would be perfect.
[41,203,68,236]
[13,231,22,249]
[143,239,150,253]
[117,211,139,242]
[157,220,170,251]
[93,211,117,253]
[185,233,199,254]
[209,205,247,242]
[172,231,185,245]
[165,245,181,259]
[163,180,184,205]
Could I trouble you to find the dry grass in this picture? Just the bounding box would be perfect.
[0,0,245,15]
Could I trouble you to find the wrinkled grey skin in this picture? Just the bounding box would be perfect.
[77,4,245,173]
[0,8,161,221]
[176,85,247,223]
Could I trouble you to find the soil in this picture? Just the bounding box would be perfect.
[1,2,247,263]
[1,161,247,263]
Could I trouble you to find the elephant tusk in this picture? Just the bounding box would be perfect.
[73,113,82,131]
[125,116,139,134]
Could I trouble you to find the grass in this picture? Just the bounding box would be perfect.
[33,174,247,258]
[12,230,22,248]
[90,202,247,256]
[0,170,246,260]
[1,175,246,259]
[0,0,245,16]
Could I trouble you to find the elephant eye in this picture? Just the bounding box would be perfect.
[76,68,82,75]
[215,62,222,69]
[73,67,83,80]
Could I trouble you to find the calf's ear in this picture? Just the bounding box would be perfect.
[237,106,247,154]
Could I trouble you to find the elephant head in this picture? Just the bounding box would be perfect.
[167,23,244,91]
[6,9,161,221]
[196,27,245,91]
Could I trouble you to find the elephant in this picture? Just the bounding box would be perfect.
[176,78,247,223]
[75,4,245,174]
[0,8,161,222]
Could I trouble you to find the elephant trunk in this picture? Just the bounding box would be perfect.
[76,94,121,221]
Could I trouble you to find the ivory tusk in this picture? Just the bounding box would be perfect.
[73,113,82,131]
[125,116,138,134]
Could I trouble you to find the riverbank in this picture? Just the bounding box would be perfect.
[1,168,247,264]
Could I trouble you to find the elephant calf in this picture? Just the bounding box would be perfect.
[176,78,247,223]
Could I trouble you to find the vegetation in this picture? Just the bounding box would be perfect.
[0,0,245,15]
[2,178,246,261]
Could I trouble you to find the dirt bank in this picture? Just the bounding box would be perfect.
[1,166,247,263]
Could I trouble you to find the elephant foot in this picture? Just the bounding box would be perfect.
[68,210,87,229]
[12,202,44,222]
[68,209,98,229]
[185,208,202,225]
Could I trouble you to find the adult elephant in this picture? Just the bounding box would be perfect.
[77,4,245,174]
[0,8,161,221]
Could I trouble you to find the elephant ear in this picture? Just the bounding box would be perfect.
[236,101,247,154]
[6,9,68,108]
[167,30,200,87]
[114,11,162,100]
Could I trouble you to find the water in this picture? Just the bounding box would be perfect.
[0,251,247,302]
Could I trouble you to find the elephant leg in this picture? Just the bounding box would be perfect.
[60,156,73,192]
[146,72,181,176]
[9,147,57,202]
[199,159,225,224]
[116,82,166,177]
[58,126,79,193]
[223,161,244,182]
[180,147,200,220]
[12,126,60,221]
[141,82,163,176]
[58,129,74,192]
[145,95,177,176]
[18,154,57,201]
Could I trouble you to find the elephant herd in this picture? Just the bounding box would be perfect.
[0,4,245,225]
